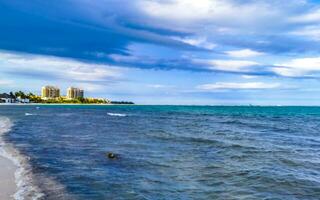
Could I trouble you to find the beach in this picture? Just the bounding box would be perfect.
[0,155,16,199]
[0,116,18,200]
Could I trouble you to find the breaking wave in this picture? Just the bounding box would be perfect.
[107,113,127,117]
[25,113,36,116]
[0,116,44,200]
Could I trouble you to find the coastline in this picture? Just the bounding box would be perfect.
[0,117,17,200]
[0,103,134,106]
[0,155,17,200]
[0,117,44,200]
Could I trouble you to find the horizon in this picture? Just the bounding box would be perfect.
[2,1,320,105]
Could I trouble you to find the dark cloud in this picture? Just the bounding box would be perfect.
[0,0,200,65]
[1,0,320,76]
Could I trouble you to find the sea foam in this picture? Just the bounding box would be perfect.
[107,113,127,117]
[25,113,36,116]
[0,117,44,200]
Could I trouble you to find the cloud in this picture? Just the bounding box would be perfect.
[288,9,320,41]
[172,36,216,50]
[138,0,282,27]
[197,82,280,90]
[139,0,217,22]
[289,9,320,23]
[75,83,105,92]
[136,0,320,55]
[273,57,320,77]
[0,51,124,83]
[147,84,173,89]
[290,25,320,41]
[0,0,200,67]
[0,80,12,86]
[2,0,320,76]
[108,54,140,63]
[242,75,259,79]
[225,49,264,58]
[194,59,259,72]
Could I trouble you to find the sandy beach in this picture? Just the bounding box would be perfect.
[0,155,17,199]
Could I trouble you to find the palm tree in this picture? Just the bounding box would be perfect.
[9,92,15,98]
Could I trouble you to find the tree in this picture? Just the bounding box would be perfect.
[9,92,15,98]
[77,97,85,103]
[15,91,26,99]
[27,92,34,98]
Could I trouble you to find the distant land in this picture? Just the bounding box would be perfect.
[0,86,134,105]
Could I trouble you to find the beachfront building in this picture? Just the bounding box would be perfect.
[16,96,30,103]
[41,86,60,99]
[0,93,15,103]
[67,87,84,99]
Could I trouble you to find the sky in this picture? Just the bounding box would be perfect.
[2,0,320,105]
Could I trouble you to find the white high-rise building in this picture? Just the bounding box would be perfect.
[67,87,84,99]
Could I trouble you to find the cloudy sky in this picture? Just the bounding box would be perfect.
[1,0,320,105]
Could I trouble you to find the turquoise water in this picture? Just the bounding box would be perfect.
[1,105,320,199]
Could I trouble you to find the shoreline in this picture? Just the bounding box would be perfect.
[0,103,134,106]
[0,155,17,200]
[0,117,44,200]
[0,117,17,200]
[2,103,320,107]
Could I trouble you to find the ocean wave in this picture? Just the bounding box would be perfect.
[107,113,127,117]
[25,113,36,116]
[0,116,44,200]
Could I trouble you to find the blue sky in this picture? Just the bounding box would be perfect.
[2,0,320,105]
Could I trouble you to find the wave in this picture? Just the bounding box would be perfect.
[107,113,127,117]
[25,113,36,116]
[0,116,44,200]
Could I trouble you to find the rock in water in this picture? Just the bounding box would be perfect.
[107,152,117,159]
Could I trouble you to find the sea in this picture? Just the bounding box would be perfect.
[0,105,319,200]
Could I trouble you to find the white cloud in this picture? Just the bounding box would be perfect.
[172,36,216,50]
[197,82,280,90]
[216,27,235,34]
[147,84,168,89]
[194,59,259,72]
[109,53,157,65]
[290,25,320,41]
[289,9,320,23]
[242,75,258,79]
[139,0,216,22]
[289,8,320,41]
[273,57,320,77]
[0,52,123,82]
[0,80,12,86]
[109,54,139,62]
[225,49,264,58]
[75,83,105,92]
[138,0,281,27]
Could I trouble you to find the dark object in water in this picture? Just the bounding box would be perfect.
[107,152,117,159]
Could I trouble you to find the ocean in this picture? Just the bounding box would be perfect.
[0,105,320,200]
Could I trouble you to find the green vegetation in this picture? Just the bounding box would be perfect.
[9,91,34,99]
[43,97,110,104]
[3,91,134,104]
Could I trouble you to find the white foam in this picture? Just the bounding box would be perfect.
[0,117,44,200]
[25,113,35,116]
[107,113,127,117]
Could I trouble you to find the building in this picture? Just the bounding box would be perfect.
[16,96,30,103]
[0,93,15,103]
[67,87,84,99]
[41,86,60,99]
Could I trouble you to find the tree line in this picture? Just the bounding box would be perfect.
[3,91,134,104]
